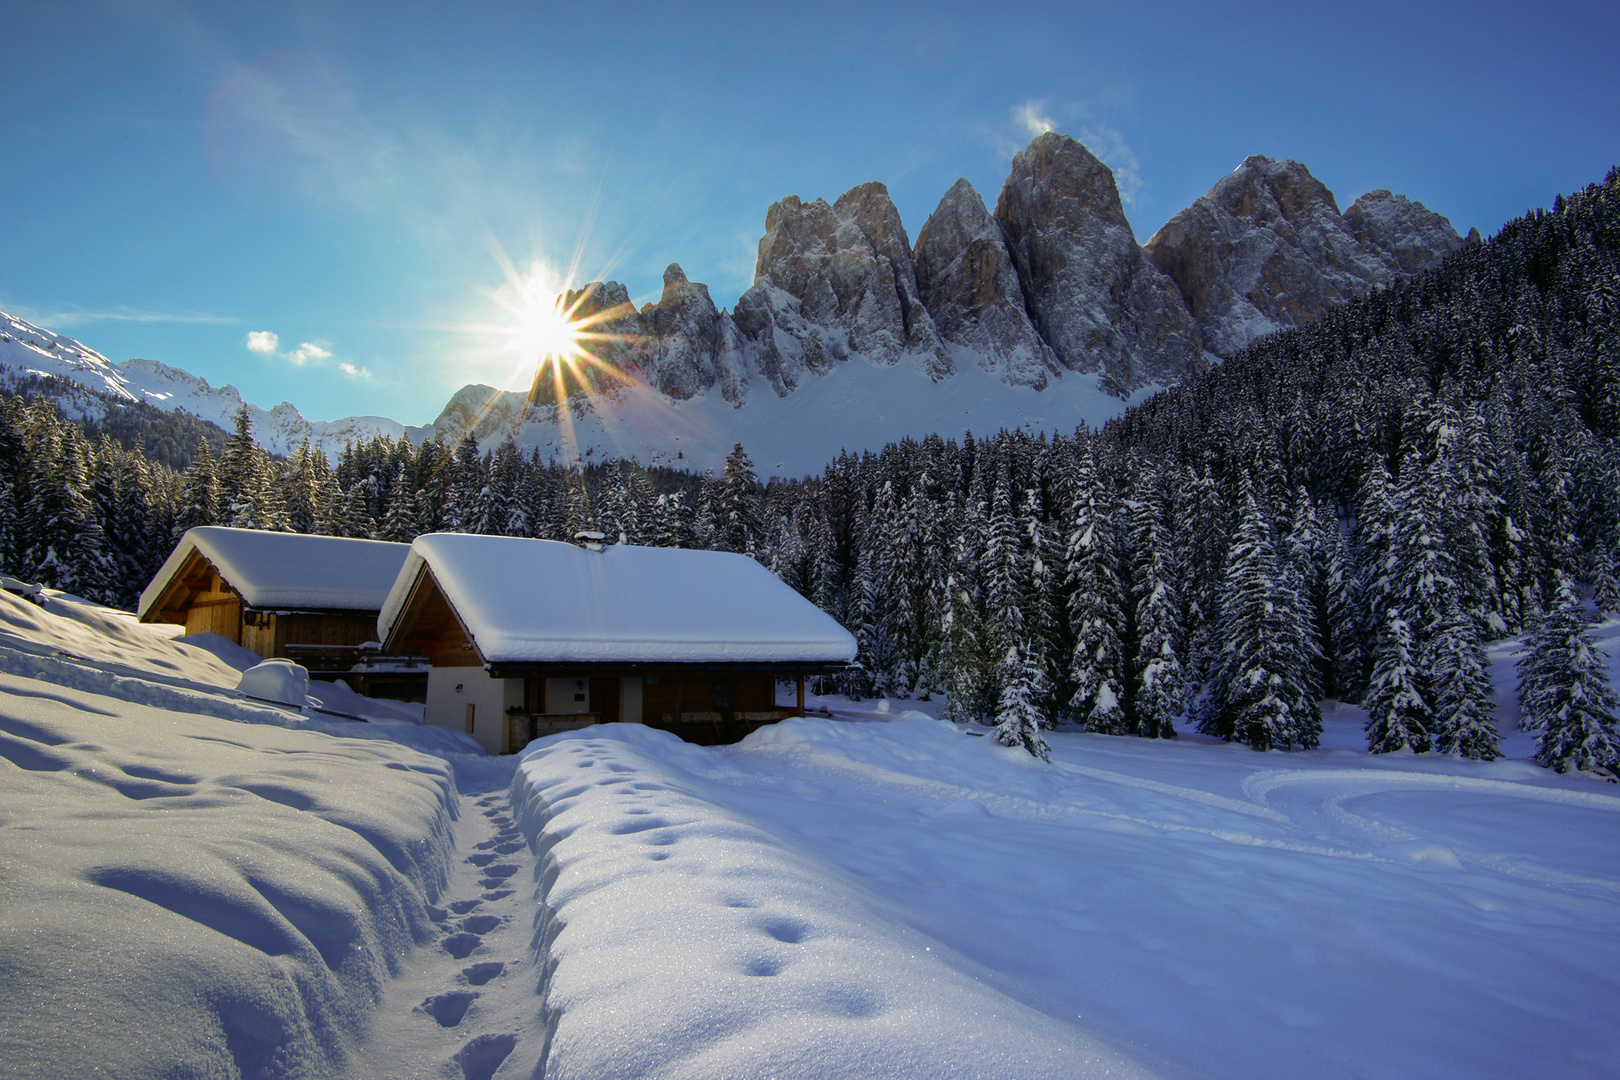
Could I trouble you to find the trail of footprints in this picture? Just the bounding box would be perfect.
[410,792,530,1080]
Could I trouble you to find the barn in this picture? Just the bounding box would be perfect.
[138,527,419,696]
[376,533,857,753]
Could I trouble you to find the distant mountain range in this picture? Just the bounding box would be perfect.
[1,134,1471,476]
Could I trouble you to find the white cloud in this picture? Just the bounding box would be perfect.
[1013,100,1057,139]
[246,331,343,369]
[338,362,372,379]
[288,341,332,366]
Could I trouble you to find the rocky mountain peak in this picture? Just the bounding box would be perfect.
[994,132,1204,395]
[913,178,1060,389]
[741,179,949,389]
[639,264,724,401]
[1343,189,1470,275]
[1145,157,1463,356]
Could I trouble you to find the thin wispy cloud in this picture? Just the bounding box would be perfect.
[1075,123,1143,209]
[338,362,371,379]
[7,304,239,329]
[1014,100,1057,139]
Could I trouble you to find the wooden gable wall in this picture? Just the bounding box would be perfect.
[386,566,481,667]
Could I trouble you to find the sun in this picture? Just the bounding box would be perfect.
[511,276,582,363]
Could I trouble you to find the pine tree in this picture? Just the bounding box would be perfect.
[1324,512,1369,700]
[1063,450,1127,733]
[378,465,419,543]
[716,443,765,557]
[1518,580,1620,778]
[994,644,1051,762]
[651,491,689,548]
[1364,608,1432,753]
[1127,485,1185,738]
[1199,483,1320,750]
[216,406,272,530]
[175,440,219,537]
[1430,611,1500,759]
[445,435,484,532]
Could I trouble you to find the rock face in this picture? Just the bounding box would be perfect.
[994,133,1205,395]
[639,264,723,401]
[504,138,1468,424]
[738,181,950,392]
[1144,157,1464,356]
[913,178,1060,390]
[1343,189,1471,275]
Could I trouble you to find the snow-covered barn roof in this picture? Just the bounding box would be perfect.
[138,527,412,620]
[378,533,858,667]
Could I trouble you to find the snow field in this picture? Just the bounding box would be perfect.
[0,673,462,1079]
[511,723,1160,1080]
[500,703,1620,1080]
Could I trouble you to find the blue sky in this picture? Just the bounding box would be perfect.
[4,0,1616,426]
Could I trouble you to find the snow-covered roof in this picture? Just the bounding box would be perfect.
[379,533,857,666]
[139,527,412,619]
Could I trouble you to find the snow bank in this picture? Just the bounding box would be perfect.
[381,534,858,665]
[0,585,245,689]
[0,584,485,766]
[0,673,460,1078]
[510,724,1158,1080]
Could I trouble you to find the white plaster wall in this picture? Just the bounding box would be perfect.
[620,677,642,723]
[545,677,590,713]
[426,667,522,755]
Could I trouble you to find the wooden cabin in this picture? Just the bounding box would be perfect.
[138,528,421,697]
[377,533,857,754]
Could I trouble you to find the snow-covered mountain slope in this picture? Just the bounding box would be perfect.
[0,310,430,457]
[505,346,1155,475]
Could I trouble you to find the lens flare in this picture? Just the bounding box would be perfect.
[512,278,581,363]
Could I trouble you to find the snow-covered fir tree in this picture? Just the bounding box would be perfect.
[1364,608,1432,753]
[1518,579,1620,778]
[1198,480,1320,750]
[994,643,1051,762]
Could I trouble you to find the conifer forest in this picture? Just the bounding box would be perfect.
[4,170,1618,776]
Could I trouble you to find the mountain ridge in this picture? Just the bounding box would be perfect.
[2,135,1466,475]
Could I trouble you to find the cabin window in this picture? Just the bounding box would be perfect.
[711,682,733,710]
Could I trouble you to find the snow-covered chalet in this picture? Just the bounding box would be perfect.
[139,527,416,693]
[376,534,857,754]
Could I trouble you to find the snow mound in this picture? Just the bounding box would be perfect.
[0,585,245,689]
[238,658,310,706]
[511,724,1157,1080]
[0,673,460,1077]
[178,631,264,671]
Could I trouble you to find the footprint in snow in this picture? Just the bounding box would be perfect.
[454,1033,518,1080]
[462,961,505,986]
[418,990,479,1027]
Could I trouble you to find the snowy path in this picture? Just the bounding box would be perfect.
[356,762,550,1080]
